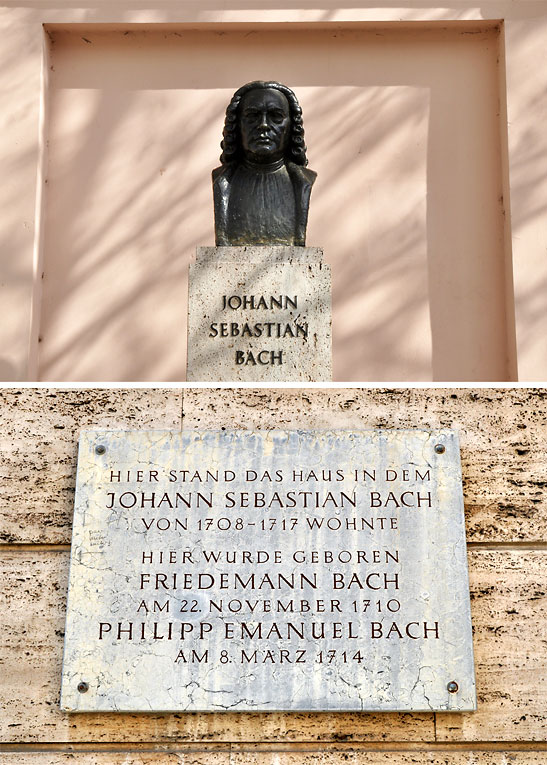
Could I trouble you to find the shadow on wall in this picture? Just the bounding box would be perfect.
[40,85,217,381]
[37,24,513,381]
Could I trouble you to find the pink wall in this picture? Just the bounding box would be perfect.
[38,23,513,381]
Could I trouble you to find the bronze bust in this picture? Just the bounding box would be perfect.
[213,81,317,246]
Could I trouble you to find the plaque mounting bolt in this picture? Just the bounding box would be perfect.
[95,445,106,455]
[447,681,459,693]
[434,444,446,454]
[77,681,89,693]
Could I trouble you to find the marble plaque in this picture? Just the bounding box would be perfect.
[187,246,332,382]
[61,430,476,713]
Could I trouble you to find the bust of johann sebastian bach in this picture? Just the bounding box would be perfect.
[213,81,317,246]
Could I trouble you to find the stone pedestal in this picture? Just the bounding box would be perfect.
[187,246,332,381]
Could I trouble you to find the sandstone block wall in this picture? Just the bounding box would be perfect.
[0,388,545,762]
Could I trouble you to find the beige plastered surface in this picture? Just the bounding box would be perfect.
[37,22,504,383]
[1,2,543,382]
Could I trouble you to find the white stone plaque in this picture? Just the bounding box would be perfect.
[61,430,476,712]
[187,246,332,382]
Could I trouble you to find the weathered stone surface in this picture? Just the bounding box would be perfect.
[196,246,323,263]
[2,388,545,546]
[0,756,229,764]
[0,753,545,765]
[182,388,547,543]
[436,549,547,742]
[0,389,182,545]
[0,553,431,742]
[61,429,474,713]
[228,754,547,765]
[1,548,544,741]
[187,247,331,382]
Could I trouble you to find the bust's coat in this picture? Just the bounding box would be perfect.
[212,161,317,246]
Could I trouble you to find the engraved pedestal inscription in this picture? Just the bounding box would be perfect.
[187,247,332,382]
[61,430,476,713]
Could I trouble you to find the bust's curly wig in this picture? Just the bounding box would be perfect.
[219,81,308,167]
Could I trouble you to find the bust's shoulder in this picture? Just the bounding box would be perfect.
[286,162,317,187]
[212,163,237,184]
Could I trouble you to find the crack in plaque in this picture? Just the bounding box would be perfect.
[410,665,434,710]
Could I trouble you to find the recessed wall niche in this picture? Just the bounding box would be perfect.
[39,23,512,381]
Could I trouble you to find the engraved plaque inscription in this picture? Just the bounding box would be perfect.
[61,430,476,712]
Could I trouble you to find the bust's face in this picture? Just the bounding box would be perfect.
[239,88,291,164]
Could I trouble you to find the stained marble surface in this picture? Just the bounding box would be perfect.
[61,429,475,712]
